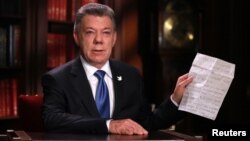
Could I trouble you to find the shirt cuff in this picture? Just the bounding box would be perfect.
[170,95,179,107]
[106,119,111,131]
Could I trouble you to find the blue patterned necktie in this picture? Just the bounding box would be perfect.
[94,70,110,118]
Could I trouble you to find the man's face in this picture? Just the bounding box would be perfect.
[74,15,117,68]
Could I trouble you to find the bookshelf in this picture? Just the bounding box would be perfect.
[0,0,25,119]
[0,0,98,121]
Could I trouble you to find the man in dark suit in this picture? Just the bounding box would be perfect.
[42,3,193,135]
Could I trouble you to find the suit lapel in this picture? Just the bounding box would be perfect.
[69,57,100,117]
[110,60,124,118]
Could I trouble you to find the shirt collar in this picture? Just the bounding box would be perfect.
[80,56,112,79]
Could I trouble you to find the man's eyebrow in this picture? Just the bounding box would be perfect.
[103,27,112,30]
[85,27,95,30]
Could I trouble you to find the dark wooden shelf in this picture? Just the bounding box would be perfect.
[0,15,24,24]
[48,20,74,34]
[0,116,19,120]
[0,67,23,77]
[0,66,22,70]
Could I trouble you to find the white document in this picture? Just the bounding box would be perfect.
[178,53,235,120]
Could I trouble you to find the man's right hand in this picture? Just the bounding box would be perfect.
[109,119,148,135]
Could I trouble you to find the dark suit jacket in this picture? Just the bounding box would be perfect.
[42,57,185,133]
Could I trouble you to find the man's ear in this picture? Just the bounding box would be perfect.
[112,31,117,48]
[73,32,79,46]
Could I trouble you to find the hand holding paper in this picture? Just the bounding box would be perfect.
[179,53,235,120]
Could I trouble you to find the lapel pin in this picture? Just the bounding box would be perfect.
[117,76,122,81]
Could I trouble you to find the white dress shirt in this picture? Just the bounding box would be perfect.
[80,56,114,129]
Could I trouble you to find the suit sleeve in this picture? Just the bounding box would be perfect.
[42,74,108,134]
[138,97,186,132]
[134,72,186,132]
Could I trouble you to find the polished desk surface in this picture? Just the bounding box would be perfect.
[11,130,202,141]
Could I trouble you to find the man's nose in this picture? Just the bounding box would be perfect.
[94,32,103,44]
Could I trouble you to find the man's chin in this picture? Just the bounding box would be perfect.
[89,60,108,68]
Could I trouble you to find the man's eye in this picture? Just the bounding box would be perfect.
[103,31,111,35]
[85,31,94,34]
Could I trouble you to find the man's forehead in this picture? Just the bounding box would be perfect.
[81,15,114,28]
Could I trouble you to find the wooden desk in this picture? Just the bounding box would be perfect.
[6,130,203,141]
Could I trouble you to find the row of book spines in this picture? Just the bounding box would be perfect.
[0,24,21,67]
[47,33,77,68]
[48,0,98,21]
[0,78,18,118]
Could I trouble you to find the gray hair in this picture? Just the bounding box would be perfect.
[73,3,116,33]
